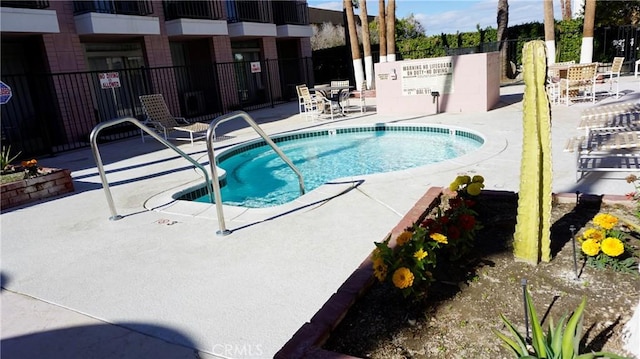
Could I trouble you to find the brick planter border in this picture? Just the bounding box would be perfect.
[275,188,632,359]
[1,168,74,211]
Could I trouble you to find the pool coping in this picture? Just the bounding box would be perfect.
[274,188,632,359]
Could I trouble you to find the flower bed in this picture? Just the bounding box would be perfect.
[1,168,74,210]
[275,186,639,358]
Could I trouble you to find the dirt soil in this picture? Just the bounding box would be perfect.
[323,192,640,358]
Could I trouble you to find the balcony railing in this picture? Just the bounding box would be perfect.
[226,0,273,24]
[163,0,225,21]
[73,1,153,16]
[272,1,308,26]
[1,1,49,9]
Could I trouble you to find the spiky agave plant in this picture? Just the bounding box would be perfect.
[493,289,629,359]
[0,145,21,171]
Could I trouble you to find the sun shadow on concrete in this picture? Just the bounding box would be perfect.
[1,322,201,359]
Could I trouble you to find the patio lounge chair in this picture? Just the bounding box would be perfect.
[577,102,640,135]
[139,94,210,145]
[565,128,640,180]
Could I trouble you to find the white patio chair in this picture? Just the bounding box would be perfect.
[297,85,323,121]
[604,57,624,98]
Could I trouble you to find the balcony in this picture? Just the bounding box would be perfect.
[1,1,49,9]
[163,0,227,36]
[73,1,159,35]
[73,1,153,16]
[226,0,273,23]
[226,0,276,38]
[272,1,308,26]
[272,1,312,38]
[1,1,59,33]
[163,0,224,21]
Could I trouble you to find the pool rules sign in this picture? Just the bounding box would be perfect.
[0,81,12,104]
[401,57,454,96]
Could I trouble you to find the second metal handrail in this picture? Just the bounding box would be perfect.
[208,111,305,236]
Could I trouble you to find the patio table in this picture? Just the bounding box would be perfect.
[309,85,354,115]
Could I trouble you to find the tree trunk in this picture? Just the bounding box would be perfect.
[344,0,364,90]
[496,0,510,80]
[544,0,556,65]
[386,0,396,62]
[378,0,387,63]
[561,0,572,20]
[580,0,596,63]
[360,0,372,90]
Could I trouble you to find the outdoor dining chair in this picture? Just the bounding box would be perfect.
[297,85,324,121]
[604,56,624,98]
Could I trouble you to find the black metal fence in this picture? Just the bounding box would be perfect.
[162,0,225,21]
[1,0,49,9]
[1,57,314,157]
[73,0,154,16]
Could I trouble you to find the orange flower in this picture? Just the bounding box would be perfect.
[395,231,412,246]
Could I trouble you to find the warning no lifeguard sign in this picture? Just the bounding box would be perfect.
[99,72,121,89]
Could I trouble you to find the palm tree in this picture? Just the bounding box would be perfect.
[544,0,556,65]
[386,0,396,62]
[344,0,365,91]
[359,0,373,90]
[378,0,387,63]
[580,0,596,63]
[561,0,572,20]
[496,0,509,80]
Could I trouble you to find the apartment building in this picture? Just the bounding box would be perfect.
[0,0,313,156]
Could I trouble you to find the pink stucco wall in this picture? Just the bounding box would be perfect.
[375,52,500,115]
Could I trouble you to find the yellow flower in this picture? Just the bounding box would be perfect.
[449,180,460,192]
[581,238,601,256]
[583,228,605,242]
[457,175,471,185]
[592,213,618,230]
[430,233,448,244]
[601,237,624,257]
[392,267,414,289]
[466,182,483,196]
[372,258,388,282]
[472,175,484,184]
[396,231,412,246]
[414,248,428,261]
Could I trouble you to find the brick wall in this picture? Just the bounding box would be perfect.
[1,169,74,210]
[211,36,238,111]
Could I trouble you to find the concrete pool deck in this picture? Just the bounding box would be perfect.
[2,76,640,358]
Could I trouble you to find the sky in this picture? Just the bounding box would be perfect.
[307,1,581,36]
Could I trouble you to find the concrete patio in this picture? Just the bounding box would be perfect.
[2,75,640,359]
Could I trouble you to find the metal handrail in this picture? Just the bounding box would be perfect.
[208,111,306,236]
[90,117,214,221]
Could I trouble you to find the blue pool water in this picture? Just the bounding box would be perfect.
[191,125,483,208]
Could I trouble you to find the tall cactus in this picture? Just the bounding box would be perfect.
[513,40,553,264]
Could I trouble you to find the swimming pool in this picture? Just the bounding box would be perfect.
[179,124,484,208]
